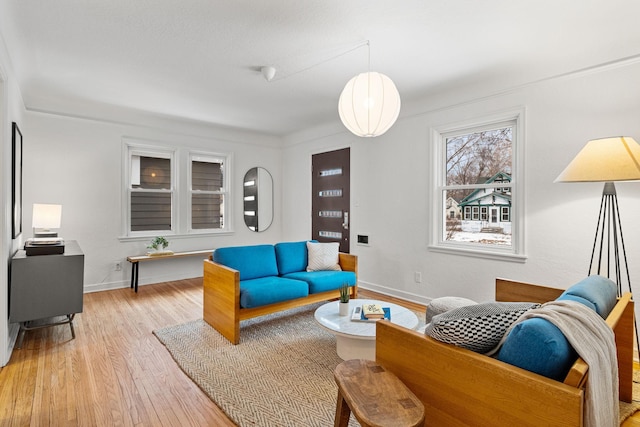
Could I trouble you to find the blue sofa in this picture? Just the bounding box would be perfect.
[203,241,358,344]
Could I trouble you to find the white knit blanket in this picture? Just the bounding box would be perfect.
[494,300,619,427]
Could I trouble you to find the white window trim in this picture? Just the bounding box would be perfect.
[428,108,527,262]
[120,139,234,240]
[122,141,177,238]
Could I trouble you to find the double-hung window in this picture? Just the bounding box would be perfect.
[431,109,525,260]
[190,153,227,231]
[124,140,232,238]
[128,147,175,233]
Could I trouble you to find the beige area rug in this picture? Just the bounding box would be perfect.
[154,303,359,427]
[154,303,640,426]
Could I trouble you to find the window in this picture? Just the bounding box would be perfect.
[124,141,232,237]
[430,110,525,260]
[190,154,227,231]
[128,147,175,233]
[501,206,510,222]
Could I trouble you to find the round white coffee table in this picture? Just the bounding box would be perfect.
[314,299,420,360]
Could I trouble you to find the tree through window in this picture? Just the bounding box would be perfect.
[443,125,513,246]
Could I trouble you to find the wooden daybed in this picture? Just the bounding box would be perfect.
[375,278,634,426]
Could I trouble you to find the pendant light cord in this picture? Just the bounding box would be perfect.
[266,40,370,82]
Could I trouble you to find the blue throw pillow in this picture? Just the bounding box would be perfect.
[497,275,616,381]
[274,241,316,275]
[213,245,279,281]
[497,318,578,381]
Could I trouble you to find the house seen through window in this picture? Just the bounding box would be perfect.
[130,154,173,232]
[191,155,225,230]
[442,125,514,248]
[125,141,231,237]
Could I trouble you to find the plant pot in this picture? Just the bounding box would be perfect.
[339,302,350,316]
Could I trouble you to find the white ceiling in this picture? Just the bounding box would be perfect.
[1,0,640,136]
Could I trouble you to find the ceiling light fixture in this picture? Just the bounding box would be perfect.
[261,66,276,82]
[338,41,401,137]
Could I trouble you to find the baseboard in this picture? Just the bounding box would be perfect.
[83,274,204,293]
[357,280,431,306]
[84,280,131,293]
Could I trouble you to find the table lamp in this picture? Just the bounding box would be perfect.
[32,203,62,239]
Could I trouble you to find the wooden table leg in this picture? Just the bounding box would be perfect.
[334,389,351,427]
[333,359,425,427]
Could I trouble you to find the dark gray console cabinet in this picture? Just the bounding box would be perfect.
[10,240,84,346]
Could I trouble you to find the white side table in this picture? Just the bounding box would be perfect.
[314,299,420,360]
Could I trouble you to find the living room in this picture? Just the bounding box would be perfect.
[1,2,640,424]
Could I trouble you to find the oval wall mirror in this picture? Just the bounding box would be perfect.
[243,167,273,232]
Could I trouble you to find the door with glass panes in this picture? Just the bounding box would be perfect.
[311,148,350,253]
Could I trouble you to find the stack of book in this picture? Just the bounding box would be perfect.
[351,303,391,322]
[362,303,386,319]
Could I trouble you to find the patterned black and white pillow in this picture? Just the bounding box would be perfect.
[425,302,539,354]
[425,296,478,325]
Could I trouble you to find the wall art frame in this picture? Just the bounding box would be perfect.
[12,122,22,238]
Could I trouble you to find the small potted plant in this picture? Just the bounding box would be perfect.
[339,283,351,316]
[147,236,170,255]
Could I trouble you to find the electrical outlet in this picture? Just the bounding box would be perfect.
[115,262,122,271]
[414,271,422,283]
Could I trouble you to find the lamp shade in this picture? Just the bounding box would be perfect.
[338,71,401,137]
[555,136,640,182]
[32,203,62,229]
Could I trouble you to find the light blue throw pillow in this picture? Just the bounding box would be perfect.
[557,275,617,318]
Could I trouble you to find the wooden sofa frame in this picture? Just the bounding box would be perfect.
[375,278,634,427]
[203,253,357,344]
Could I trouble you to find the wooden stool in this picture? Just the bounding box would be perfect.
[333,359,425,427]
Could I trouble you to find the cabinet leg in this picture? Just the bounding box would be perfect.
[68,314,76,339]
[15,314,77,348]
[16,324,27,349]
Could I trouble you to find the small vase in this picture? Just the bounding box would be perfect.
[339,302,350,316]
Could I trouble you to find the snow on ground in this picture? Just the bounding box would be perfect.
[447,231,511,245]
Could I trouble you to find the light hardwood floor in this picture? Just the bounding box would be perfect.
[0,278,637,426]
[0,278,234,427]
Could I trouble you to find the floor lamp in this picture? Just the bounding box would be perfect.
[555,136,640,345]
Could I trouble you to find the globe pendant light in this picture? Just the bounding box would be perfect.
[338,71,400,137]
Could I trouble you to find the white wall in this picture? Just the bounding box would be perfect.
[0,34,26,365]
[283,60,640,318]
[5,44,640,367]
[21,112,284,292]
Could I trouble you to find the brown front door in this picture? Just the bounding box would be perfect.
[311,148,350,253]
